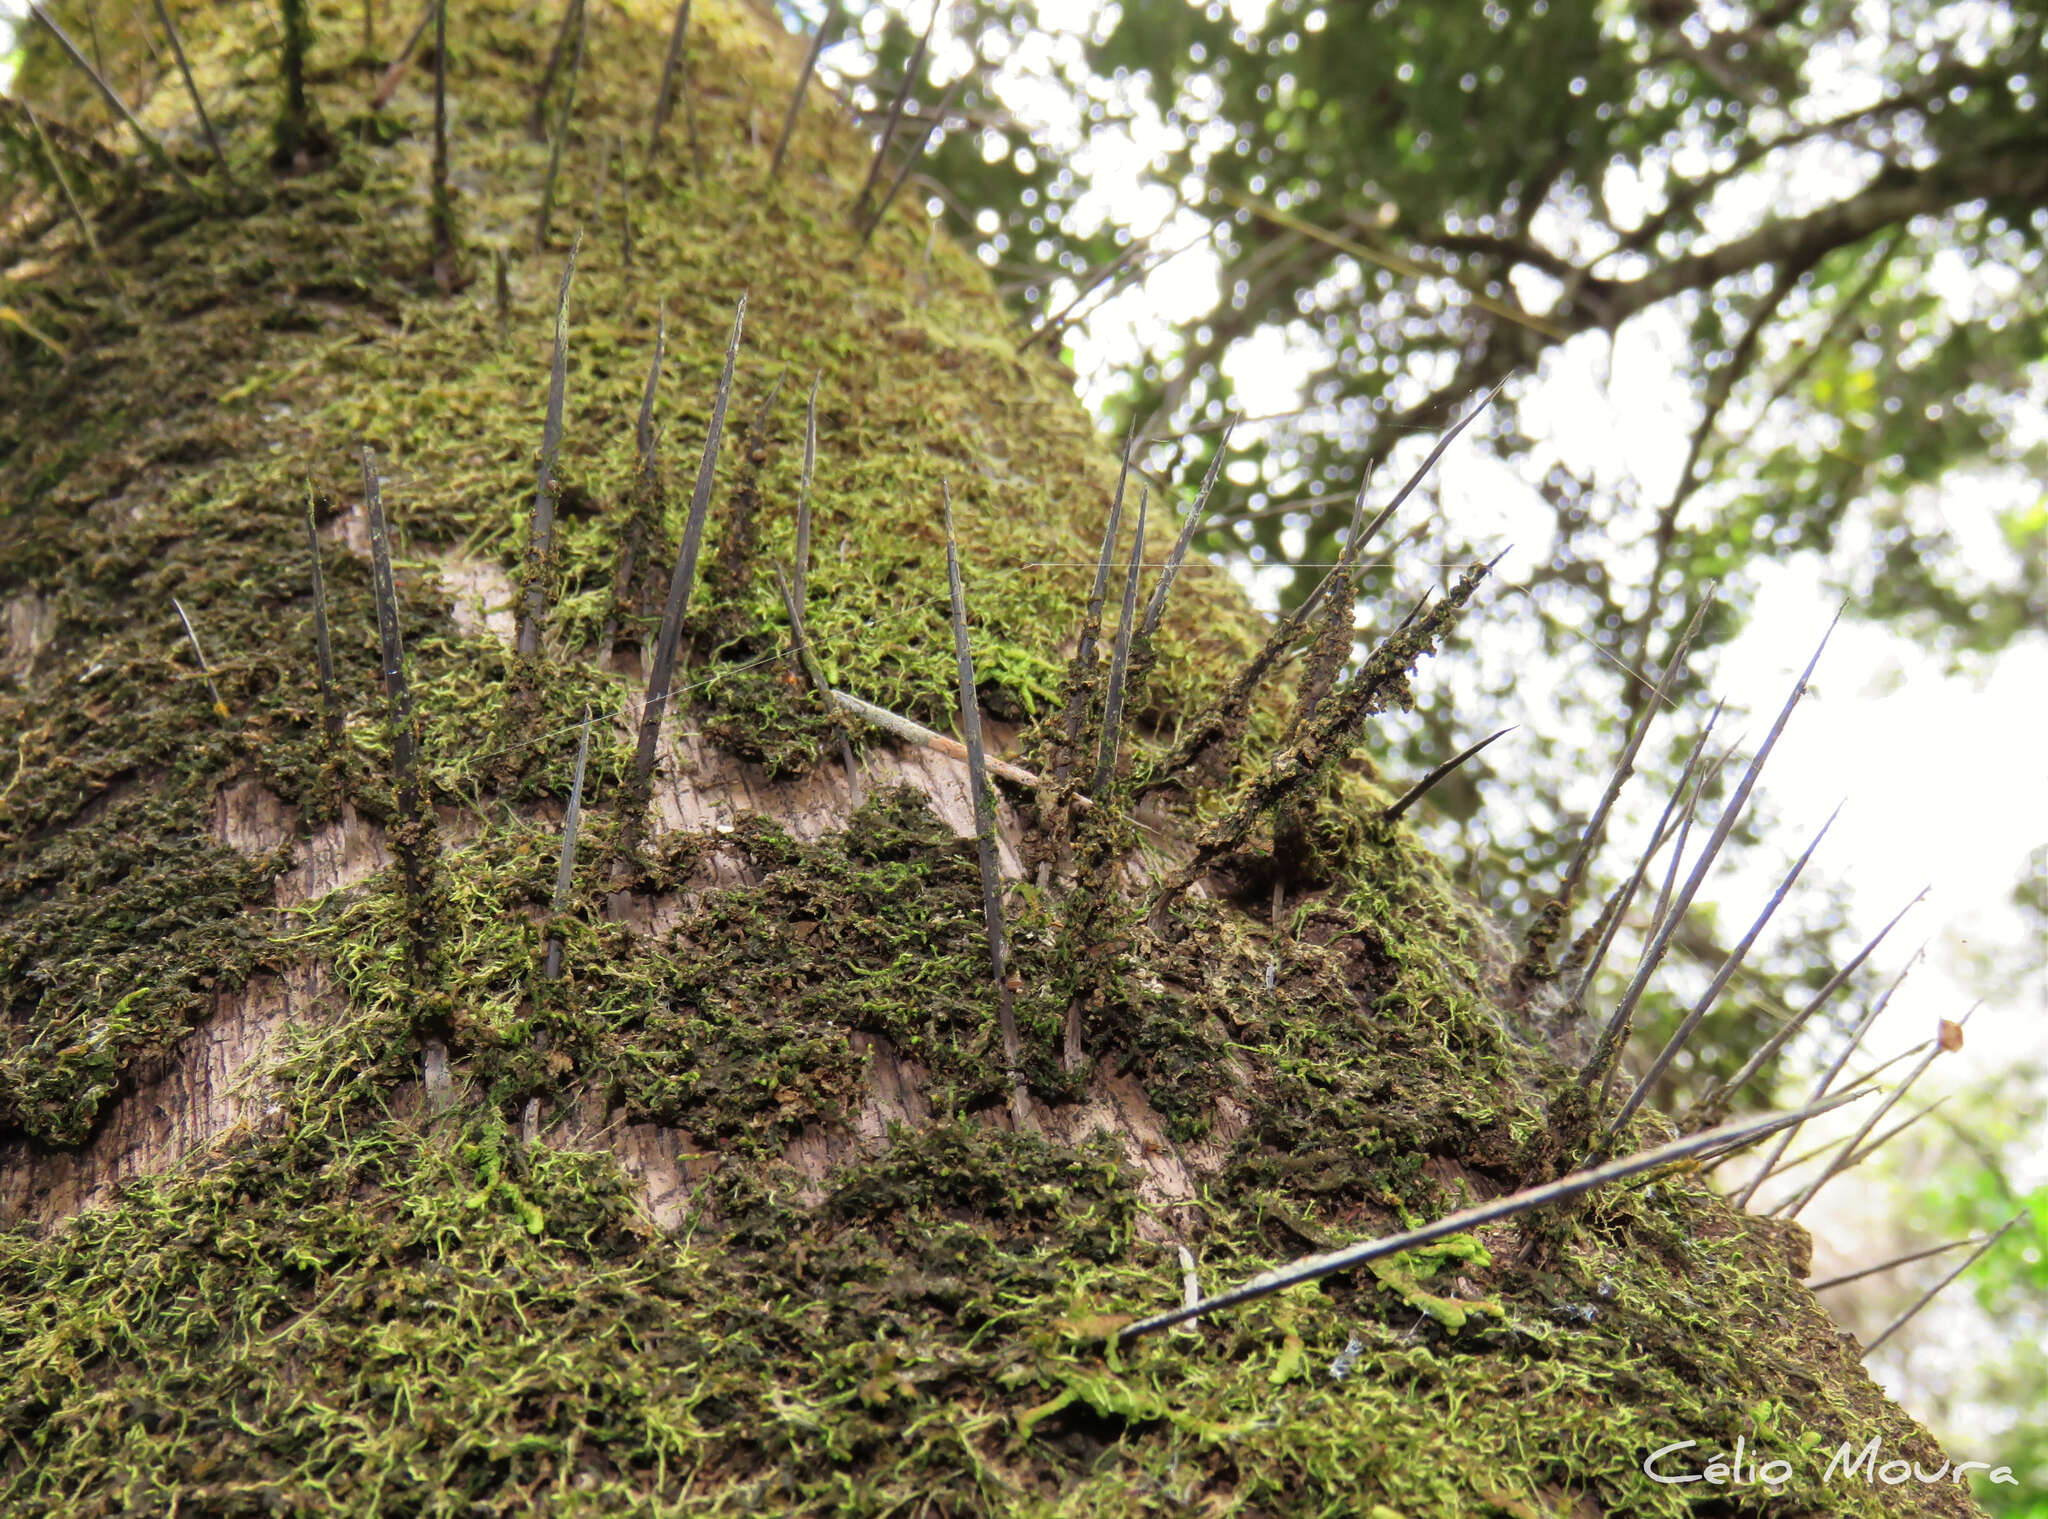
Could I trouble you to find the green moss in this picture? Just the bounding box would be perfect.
[1366,1235,1502,1332]
[0,1071,1964,1517]
[7,763,1963,1512]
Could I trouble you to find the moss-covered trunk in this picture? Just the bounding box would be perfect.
[0,2,1980,1514]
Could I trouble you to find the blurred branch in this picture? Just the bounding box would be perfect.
[1608,137,2048,319]
[1405,228,1582,285]
[1606,57,2036,266]
[1211,179,1571,340]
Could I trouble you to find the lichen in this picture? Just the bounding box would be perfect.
[0,1,1984,1516]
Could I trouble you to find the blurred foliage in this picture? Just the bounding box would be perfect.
[1901,1074,2048,1515]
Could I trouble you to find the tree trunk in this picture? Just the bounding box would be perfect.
[0,3,1979,1514]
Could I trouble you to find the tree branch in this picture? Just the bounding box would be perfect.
[1603,138,2048,322]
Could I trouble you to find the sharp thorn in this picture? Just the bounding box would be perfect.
[1394,586,1433,632]
[1380,726,1515,823]
[648,0,700,178]
[1117,1089,1872,1342]
[275,0,319,166]
[1561,876,1640,1000]
[1154,555,1496,905]
[1606,802,1841,1139]
[1781,1001,1979,1221]
[794,371,821,611]
[1696,886,1927,1126]
[850,0,938,225]
[493,247,511,343]
[1555,593,1714,913]
[1863,1209,2029,1354]
[1581,614,1837,1101]
[776,565,861,806]
[1147,440,1399,785]
[152,0,231,183]
[429,0,455,284]
[1807,1229,1990,1294]
[374,2,434,109]
[1713,1116,1865,1184]
[1643,733,1743,950]
[859,71,968,250]
[1335,464,1380,562]
[1019,235,1149,353]
[943,482,1030,1125]
[1091,486,1149,795]
[634,291,746,794]
[649,0,686,140]
[1733,946,1925,1211]
[1570,701,1725,1005]
[22,101,123,309]
[1643,779,1702,952]
[1286,475,1385,737]
[1835,1094,1951,1174]
[1083,425,1137,666]
[360,444,429,908]
[1836,1036,1937,1100]
[535,0,588,248]
[635,302,667,493]
[767,0,843,185]
[530,0,585,138]
[170,596,229,721]
[1370,379,1508,527]
[305,498,342,747]
[361,446,410,718]
[749,368,788,440]
[1346,495,1401,572]
[1691,1123,1815,1179]
[543,708,593,980]
[1055,426,1136,780]
[944,483,1001,941]
[1140,413,1235,639]
[81,6,103,75]
[29,2,199,197]
[676,52,705,180]
[516,231,581,659]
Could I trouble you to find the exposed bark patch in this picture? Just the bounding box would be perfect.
[653,728,1028,877]
[1,590,58,682]
[0,964,334,1225]
[1033,1068,1237,1225]
[274,800,396,906]
[436,554,518,644]
[212,775,294,857]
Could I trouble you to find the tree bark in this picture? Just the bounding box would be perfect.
[0,2,1982,1514]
